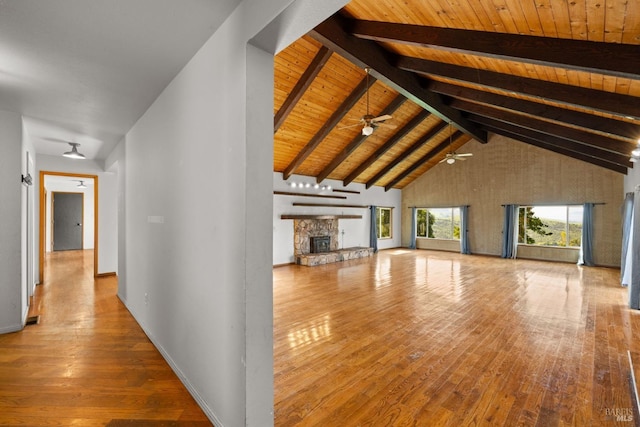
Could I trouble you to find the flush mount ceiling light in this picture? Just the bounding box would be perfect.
[63,142,85,159]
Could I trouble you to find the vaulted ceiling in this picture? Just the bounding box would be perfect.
[273,0,640,191]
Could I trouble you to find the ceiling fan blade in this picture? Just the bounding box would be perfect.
[370,114,392,123]
[438,158,448,163]
[456,153,473,157]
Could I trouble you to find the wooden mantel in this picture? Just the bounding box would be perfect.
[280,214,362,220]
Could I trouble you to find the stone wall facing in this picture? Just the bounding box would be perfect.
[293,219,339,255]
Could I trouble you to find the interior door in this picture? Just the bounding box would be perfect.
[53,192,83,251]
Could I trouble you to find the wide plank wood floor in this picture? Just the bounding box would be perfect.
[273,249,639,426]
[0,250,213,427]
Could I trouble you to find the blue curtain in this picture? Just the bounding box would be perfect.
[409,207,417,249]
[578,203,594,266]
[460,205,470,254]
[621,193,634,286]
[501,204,519,259]
[369,205,378,253]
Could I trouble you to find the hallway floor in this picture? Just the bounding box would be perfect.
[0,250,213,426]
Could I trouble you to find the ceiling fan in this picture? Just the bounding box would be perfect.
[439,123,472,164]
[343,67,394,136]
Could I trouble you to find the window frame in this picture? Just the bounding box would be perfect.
[518,205,583,248]
[415,207,461,241]
[376,206,392,239]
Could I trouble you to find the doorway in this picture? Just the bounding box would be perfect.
[39,171,99,284]
[52,192,84,251]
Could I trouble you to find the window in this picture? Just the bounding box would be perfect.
[518,205,583,247]
[376,207,392,239]
[416,207,460,240]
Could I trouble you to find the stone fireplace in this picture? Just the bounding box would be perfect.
[293,218,339,256]
[285,215,373,266]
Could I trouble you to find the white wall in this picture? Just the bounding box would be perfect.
[273,172,402,265]
[0,110,24,333]
[118,1,348,425]
[44,178,95,251]
[36,154,118,275]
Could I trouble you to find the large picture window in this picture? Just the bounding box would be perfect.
[376,207,392,239]
[416,207,461,240]
[518,205,583,247]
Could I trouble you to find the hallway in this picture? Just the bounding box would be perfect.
[0,250,213,426]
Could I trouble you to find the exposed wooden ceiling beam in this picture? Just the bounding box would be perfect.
[478,124,628,174]
[397,56,640,120]
[469,115,631,169]
[274,46,332,132]
[384,131,463,191]
[349,19,640,80]
[365,121,448,188]
[309,14,487,143]
[343,110,431,186]
[282,74,372,180]
[316,95,406,183]
[452,99,633,155]
[431,80,640,143]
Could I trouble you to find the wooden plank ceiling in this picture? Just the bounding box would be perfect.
[274,0,640,190]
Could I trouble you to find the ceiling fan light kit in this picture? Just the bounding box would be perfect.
[356,67,393,136]
[63,142,85,159]
[439,123,473,165]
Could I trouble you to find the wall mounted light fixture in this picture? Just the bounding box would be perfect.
[21,174,33,186]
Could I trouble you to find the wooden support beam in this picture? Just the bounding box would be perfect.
[384,131,463,191]
[479,123,628,174]
[452,99,633,155]
[282,74,372,180]
[365,121,448,188]
[316,95,406,183]
[397,56,640,120]
[431,80,640,143]
[274,46,332,132]
[470,115,631,169]
[343,110,431,186]
[309,15,486,143]
[349,19,640,80]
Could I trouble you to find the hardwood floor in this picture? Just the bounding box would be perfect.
[0,250,213,426]
[273,249,639,426]
[3,248,637,426]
